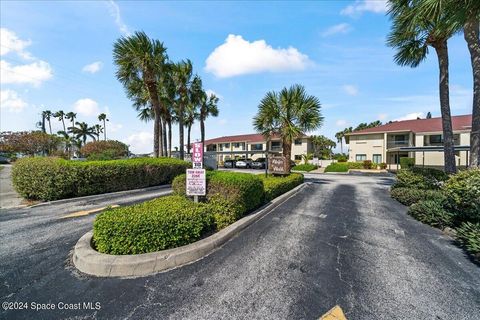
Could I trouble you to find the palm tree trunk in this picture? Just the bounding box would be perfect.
[162,118,168,156]
[282,137,292,173]
[61,119,66,132]
[200,118,205,147]
[153,110,160,158]
[157,114,164,157]
[179,104,185,160]
[433,40,457,174]
[48,120,52,134]
[340,139,343,154]
[41,116,46,133]
[464,16,480,168]
[103,119,107,140]
[187,124,192,155]
[167,119,172,157]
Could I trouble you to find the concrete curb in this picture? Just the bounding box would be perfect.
[29,185,171,208]
[73,183,307,278]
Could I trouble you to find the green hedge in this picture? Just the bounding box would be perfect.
[393,167,448,190]
[408,200,454,229]
[260,173,304,201]
[443,169,480,223]
[400,157,415,169]
[325,163,349,172]
[390,187,445,206]
[93,196,214,255]
[456,222,480,256]
[292,164,317,172]
[12,157,190,201]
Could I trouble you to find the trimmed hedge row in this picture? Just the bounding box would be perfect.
[390,187,446,206]
[259,173,304,201]
[292,164,317,172]
[12,157,190,201]
[93,196,214,255]
[393,167,449,190]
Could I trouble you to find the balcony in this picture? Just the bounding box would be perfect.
[387,140,410,149]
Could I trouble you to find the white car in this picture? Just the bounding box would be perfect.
[235,159,252,168]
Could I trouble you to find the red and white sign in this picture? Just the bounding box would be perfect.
[192,142,203,169]
[186,169,206,196]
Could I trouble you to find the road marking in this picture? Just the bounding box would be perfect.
[319,305,347,320]
[61,205,119,219]
[319,214,327,219]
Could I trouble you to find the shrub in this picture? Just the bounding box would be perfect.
[93,196,214,255]
[12,157,190,201]
[325,162,349,172]
[292,164,317,172]
[81,140,129,160]
[390,187,446,206]
[408,200,454,229]
[393,168,448,190]
[443,169,480,223]
[400,157,415,169]
[363,160,373,169]
[379,162,387,170]
[455,222,480,256]
[259,173,304,201]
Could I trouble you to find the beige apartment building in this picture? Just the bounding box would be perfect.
[203,133,313,163]
[345,114,472,170]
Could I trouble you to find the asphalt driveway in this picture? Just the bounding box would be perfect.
[1,174,479,319]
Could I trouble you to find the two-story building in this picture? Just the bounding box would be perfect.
[345,114,472,170]
[202,133,313,164]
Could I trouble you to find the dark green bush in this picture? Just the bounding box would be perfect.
[393,167,448,190]
[455,222,480,256]
[259,173,304,201]
[12,157,190,201]
[292,164,317,172]
[390,187,446,206]
[443,169,480,223]
[408,200,454,229]
[400,157,415,169]
[325,163,349,172]
[93,195,214,255]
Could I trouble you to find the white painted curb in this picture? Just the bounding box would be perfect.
[73,183,307,278]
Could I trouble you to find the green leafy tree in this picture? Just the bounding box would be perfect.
[311,135,336,159]
[253,84,323,172]
[69,122,96,147]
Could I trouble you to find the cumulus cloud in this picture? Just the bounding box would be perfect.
[205,34,310,78]
[73,98,100,117]
[0,28,33,59]
[0,60,53,87]
[341,0,388,17]
[0,89,28,112]
[321,23,352,37]
[126,131,153,154]
[108,0,130,35]
[82,61,103,74]
[336,119,348,126]
[393,112,424,121]
[342,84,359,96]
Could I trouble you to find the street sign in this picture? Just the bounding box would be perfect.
[268,156,288,175]
[186,169,206,196]
[192,142,203,169]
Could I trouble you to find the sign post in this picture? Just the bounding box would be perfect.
[187,142,205,202]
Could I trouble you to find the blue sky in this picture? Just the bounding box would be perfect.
[0,0,473,153]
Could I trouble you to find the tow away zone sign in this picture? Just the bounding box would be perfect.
[186,169,206,196]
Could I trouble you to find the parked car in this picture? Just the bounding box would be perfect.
[223,159,236,168]
[235,158,253,168]
[251,158,266,169]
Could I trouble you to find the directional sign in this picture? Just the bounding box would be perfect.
[192,142,203,169]
[186,169,206,196]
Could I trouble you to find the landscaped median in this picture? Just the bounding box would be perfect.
[73,172,305,277]
[12,157,190,201]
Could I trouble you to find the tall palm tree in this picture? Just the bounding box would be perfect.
[98,113,109,140]
[57,130,72,156]
[93,124,103,141]
[335,131,345,154]
[387,0,458,173]
[65,112,77,138]
[43,110,53,134]
[172,59,193,160]
[185,75,203,154]
[199,92,219,148]
[54,110,66,132]
[253,84,323,172]
[113,31,168,157]
[69,121,96,147]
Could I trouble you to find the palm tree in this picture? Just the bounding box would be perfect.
[65,112,77,138]
[69,122,96,147]
[36,112,46,133]
[387,0,458,173]
[253,84,323,172]
[57,130,72,156]
[185,75,203,154]
[172,59,193,160]
[199,92,219,148]
[335,131,345,154]
[98,113,109,140]
[93,124,103,141]
[43,110,53,134]
[113,31,168,157]
[54,110,66,132]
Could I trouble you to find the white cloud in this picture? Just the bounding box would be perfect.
[0,60,53,87]
[126,131,153,154]
[73,98,100,117]
[205,34,310,78]
[82,61,103,74]
[341,0,388,17]
[108,0,130,35]
[108,122,123,133]
[393,112,424,121]
[343,84,359,96]
[321,23,352,37]
[336,119,348,126]
[0,89,27,112]
[0,28,33,59]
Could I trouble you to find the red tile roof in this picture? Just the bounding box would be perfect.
[347,114,472,135]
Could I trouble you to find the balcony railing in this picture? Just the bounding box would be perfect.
[387,141,410,149]
[270,146,282,152]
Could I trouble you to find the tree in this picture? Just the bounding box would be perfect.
[387,0,457,173]
[113,31,168,157]
[93,124,103,141]
[0,131,61,156]
[53,110,66,132]
[199,92,219,148]
[57,130,73,156]
[253,84,323,172]
[43,110,53,134]
[335,131,345,153]
[172,59,193,160]
[98,113,109,140]
[69,122,96,147]
[185,75,202,154]
[65,112,77,138]
[311,135,336,159]
[80,140,129,160]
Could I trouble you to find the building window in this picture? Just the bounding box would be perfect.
[372,154,382,163]
[251,143,263,151]
[294,155,302,160]
[271,141,281,151]
[233,142,240,148]
[294,139,302,145]
[355,154,367,161]
[224,143,230,148]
